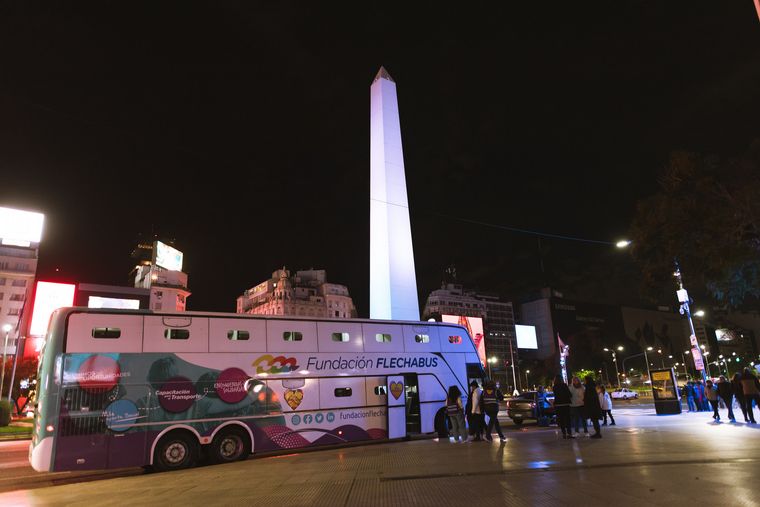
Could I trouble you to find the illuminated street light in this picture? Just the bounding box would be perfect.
[616,240,632,248]
[617,346,624,351]
[694,310,705,317]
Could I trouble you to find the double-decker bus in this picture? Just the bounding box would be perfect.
[30,308,484,472]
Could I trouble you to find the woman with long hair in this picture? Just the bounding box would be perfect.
[552,374,573,439]
[445,385,467,442]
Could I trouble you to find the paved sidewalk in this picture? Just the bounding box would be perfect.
[2,409,758,506]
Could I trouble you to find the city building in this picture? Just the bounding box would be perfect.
[237,268,357,319]
[129,238,191,312]
[75,283,150,310]
[422,283,518,388]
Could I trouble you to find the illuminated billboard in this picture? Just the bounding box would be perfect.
[29,281,76,337]
[715,328,737,342]
[153,241,183,271]
[0,207,44,246]
[515,324,538,349]
[442,314,485,366]
[87,296,140,310]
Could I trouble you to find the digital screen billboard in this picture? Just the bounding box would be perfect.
[715,328,737,342]
[29,281,76,337]
[87,296,140,310]
[442,314,485,366]
[515,324,538,349]
[0,207,44,246]
[153,241,183,271]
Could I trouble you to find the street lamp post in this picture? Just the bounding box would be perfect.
[622,348,652,387]
[604,347,623,388]
[674,259,708,383]
[487,356,497,381]
[681,350,690,380]
[525,370,530,389]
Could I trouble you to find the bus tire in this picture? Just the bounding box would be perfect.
[153,431,199,472]
[209,427,251,464]
[434,408,449,438]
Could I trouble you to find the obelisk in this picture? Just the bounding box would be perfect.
[369,67,420,321]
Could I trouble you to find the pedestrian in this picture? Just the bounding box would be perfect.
[445,385,467,442]
[695,380,707,411]
[466,380,484,441]
[598,384,615,426]
[716,375,735,422]
[569,377,587,435]
[481,380,505,442]
[705,379,720,420]
[684,381,697,412]
[731,373,749,423]
[740,368,760,424]
[552,374,573,439]
[584,376,602,438]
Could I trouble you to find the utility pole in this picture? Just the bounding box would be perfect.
[508,339,519,395]
[674,259,708,383]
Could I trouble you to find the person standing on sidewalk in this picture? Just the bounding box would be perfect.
[569,377,587,435]
[684,381,697,412]
[466,380,484,441]
[598,384,615,426]
[552,374,573,439]
[740,368,760,424]
[584,376,602,438]
[716,375,736,422]
[481,380,505,442]
[695,380,707,411]
[731,373,749,423]
[445,385,467,442]
[705,379,720,420]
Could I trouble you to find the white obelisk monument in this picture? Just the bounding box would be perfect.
[370,66,420,321]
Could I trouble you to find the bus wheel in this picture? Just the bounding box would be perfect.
[209,427,251,464]
[434,408,449,438]
[153,432,199,472]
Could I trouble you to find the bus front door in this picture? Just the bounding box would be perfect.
[387,375,406,439]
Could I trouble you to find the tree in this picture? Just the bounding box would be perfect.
[630,140,760,308]
[572,369,597,382]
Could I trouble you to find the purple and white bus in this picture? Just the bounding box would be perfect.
[30,308,484,472]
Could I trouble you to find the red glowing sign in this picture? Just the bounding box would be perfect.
[29,281,76,337]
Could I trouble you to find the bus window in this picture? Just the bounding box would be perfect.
[374,385,387,395]
[335,387,352,397]
[414,334,430,343]
[227,330,250,341]
[164,329,190,340]
[91,327,121,339]
[283,331,303,341]
[331,332,349,342]
[448,335,462,344]
[375,333,391,343]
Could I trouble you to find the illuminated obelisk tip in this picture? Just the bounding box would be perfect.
[369,66,420,321]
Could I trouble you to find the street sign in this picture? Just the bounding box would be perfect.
[689,334,698,347]
[691,348,704,370]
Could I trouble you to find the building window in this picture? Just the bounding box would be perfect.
[414,334,430,343]
[92,327,121,339]
[7,308,21,316]
[375,333,392,343]
[164,329,190,340]
[283,331,303,341]
[334,387,352,397]
[0,293,3,300]
[9,294,24,301]
[448,335,462,344]
[227,330,250,341]
[331,332,349,342]
[0,278,6,285]
[334,311,340,317]
[11,279,26,287]
[374,385,388,395]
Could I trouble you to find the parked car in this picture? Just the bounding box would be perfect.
[505,391,555,426]
[611,388,639,400]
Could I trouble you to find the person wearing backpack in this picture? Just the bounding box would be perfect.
[481,380,505,442]
[445,385,467,442]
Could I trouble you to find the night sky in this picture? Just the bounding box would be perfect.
[1,3,759,314]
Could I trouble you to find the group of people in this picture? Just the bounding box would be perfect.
[688,368,760,423]
[552,375,612,439]
[445,380,505,442]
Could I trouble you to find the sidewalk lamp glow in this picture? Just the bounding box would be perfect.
[617,346,624,351]
[616,240,631,248]
[647,347,653,351]
[694,310,705,317]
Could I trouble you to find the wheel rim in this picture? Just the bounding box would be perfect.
[220,435,243,460]
[164,441,187,465]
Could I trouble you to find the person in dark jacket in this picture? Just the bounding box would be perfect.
[552,374,573,439]
[583,376,602,438]
[684,382,697,412]
[716,375,735,422]
[482,380,505,442]
[731,373,749,423]
[740,368,760,424]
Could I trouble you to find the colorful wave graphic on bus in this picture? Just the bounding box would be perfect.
[252,354,300,374]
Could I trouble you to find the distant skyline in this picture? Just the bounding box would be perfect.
[1,4,759,315]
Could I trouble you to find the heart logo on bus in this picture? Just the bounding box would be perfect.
[390,382,403,400]
[284,389,304,410]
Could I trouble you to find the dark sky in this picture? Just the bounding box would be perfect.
[1,2,759,314]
